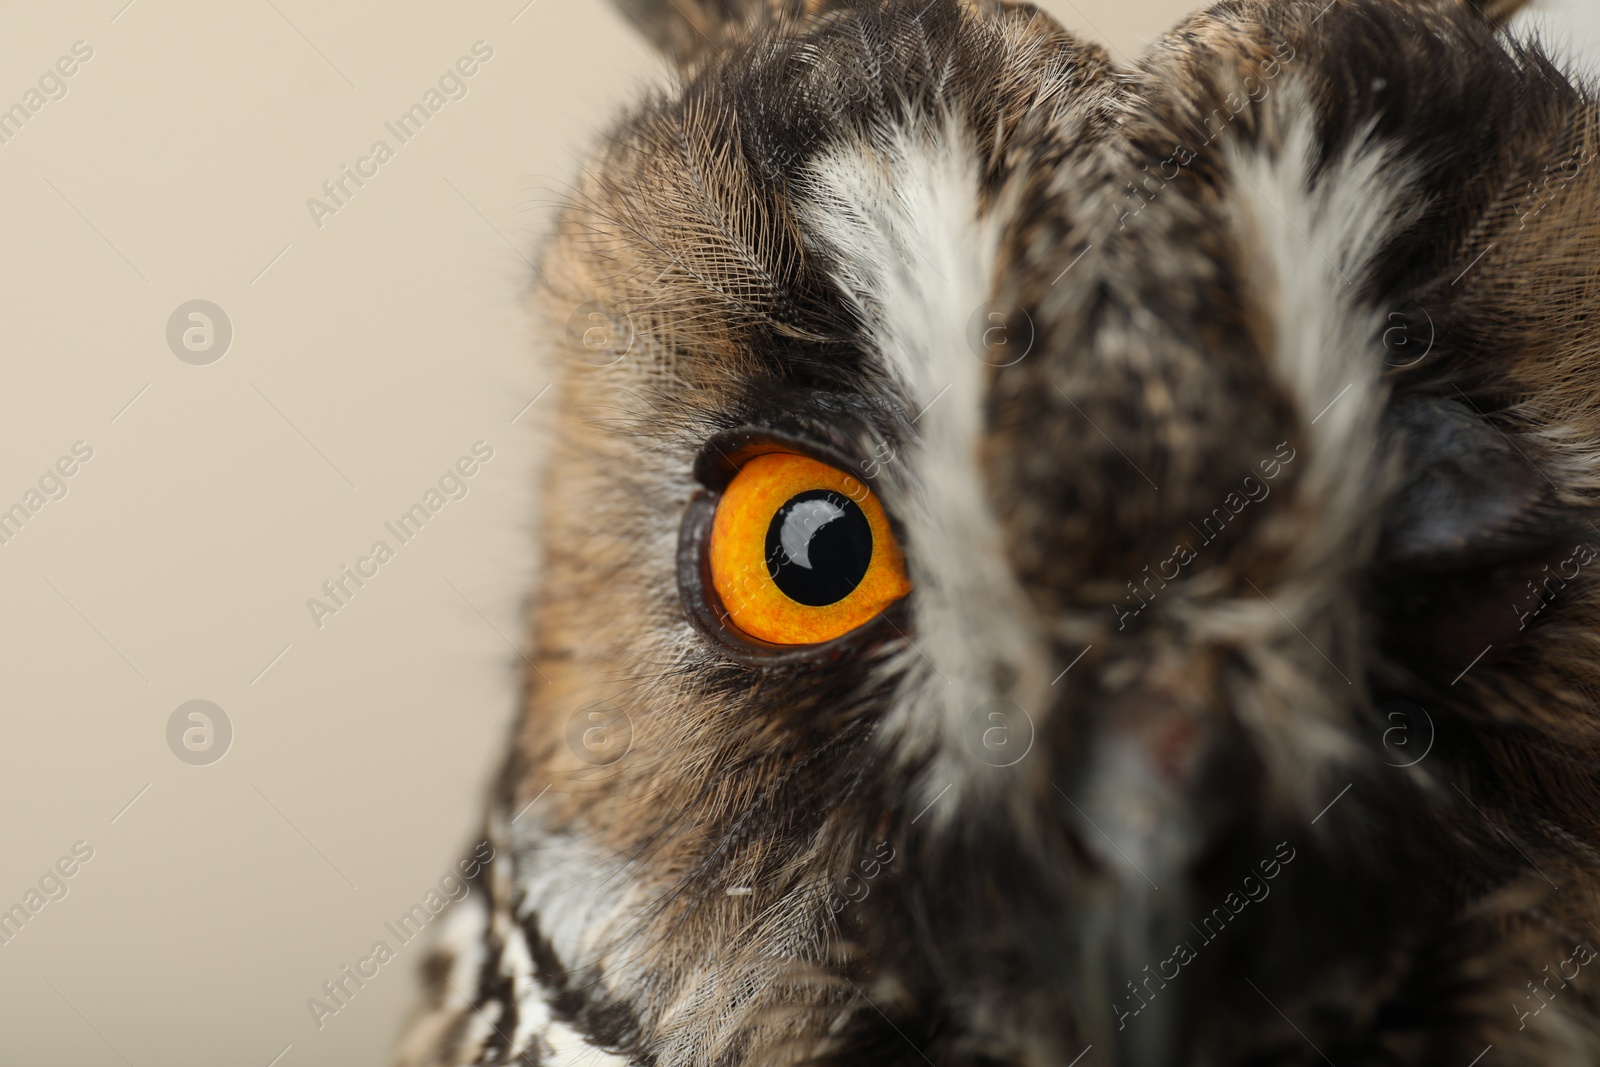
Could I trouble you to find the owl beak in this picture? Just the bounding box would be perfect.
[1060,692,1230,1067]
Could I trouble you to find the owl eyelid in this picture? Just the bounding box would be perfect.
[692,426,882,496]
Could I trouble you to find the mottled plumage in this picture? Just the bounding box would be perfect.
[400,1,1600,1064]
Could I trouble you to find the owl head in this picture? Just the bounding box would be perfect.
[402,1,1600,1064]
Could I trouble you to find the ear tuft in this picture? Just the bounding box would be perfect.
[1469,0,1533,25]
[1413,0,1532,28]
[610,0,782,68]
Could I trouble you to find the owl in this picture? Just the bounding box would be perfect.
[397,0,1600,1064]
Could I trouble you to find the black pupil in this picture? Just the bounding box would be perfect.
[765,490,874,606]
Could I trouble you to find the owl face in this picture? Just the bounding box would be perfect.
[402,1,1600,1065]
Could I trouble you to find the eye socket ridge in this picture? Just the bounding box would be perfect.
[1372,392,1596,677]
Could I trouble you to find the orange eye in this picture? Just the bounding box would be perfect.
[708,453,911,645]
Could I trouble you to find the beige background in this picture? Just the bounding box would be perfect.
[0,2,1594,1065]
